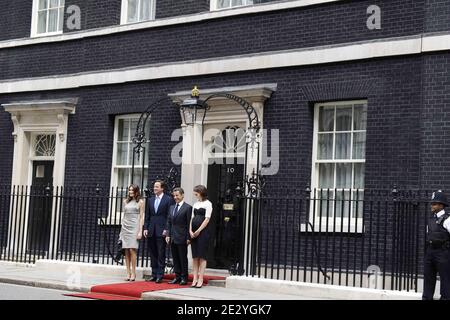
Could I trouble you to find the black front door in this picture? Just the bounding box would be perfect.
[27,161,54,253]
[207,160,244,269]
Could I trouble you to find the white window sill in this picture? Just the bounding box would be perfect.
[211,5,254,12]
[119,19,156,26]
[31,31,64,38]
[300,223,364,234]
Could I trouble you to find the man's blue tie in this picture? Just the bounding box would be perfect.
[154,196,160,213]
[173,204,179,216]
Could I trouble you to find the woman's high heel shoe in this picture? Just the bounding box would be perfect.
[130,274,136,282]
[195,280,203,288]
[191,280,198,288]
[125,274,131,281]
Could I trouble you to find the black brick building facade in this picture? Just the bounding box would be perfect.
[0,0,449,287]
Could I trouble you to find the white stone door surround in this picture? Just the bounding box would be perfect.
[169,83,276,206]
[2,98,76,257]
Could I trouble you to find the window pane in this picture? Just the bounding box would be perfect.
[335,190,350,218]
[353,132,366,159]
[318,163,334,189]
[354,104,367,131]
[118,119,130,142]
[336,163,352,189]
[130,119,139,141]
[232,0,243,5]
[127,0,138,22]
[217,0,231,8]
[117,168,130,189]
[140,0,152,21]
[49,0,59,8]
[354,163,365,189]
[117,143,128,165]
[144,142,149,166]
[335,133,351,159]
[319,106,334,132]
[34,134,56,157]
[58,7,64,31]
[352,190,364,218]
[336,106,352,131]
[39,0,48,10]
[38,11,47,34]
[132,168,147,188]
[129,143,143,166]
[317,189,334,218]
[48,8,59,32]
[317,133,333,160]
[60,0,65,6]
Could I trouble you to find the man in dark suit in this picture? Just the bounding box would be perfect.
[143,180,175,283]
[166,187,192,285]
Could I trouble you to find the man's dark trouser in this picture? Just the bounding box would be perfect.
[171,242,188,280]
[422,246,450,300]
[148,236,166,278]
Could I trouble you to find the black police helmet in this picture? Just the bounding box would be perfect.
[430,190,449,207]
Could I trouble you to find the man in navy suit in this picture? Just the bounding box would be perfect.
[166,187,192,285]
[143,180,175,283]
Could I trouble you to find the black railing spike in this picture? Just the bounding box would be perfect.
[305,186,311,198]
[95,184,100,195]
[45,184,51,196]
[392,185,399,200]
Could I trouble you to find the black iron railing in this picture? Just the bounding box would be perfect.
[237,188,432,292]
[0,185,157,267]
[0,184,433,292]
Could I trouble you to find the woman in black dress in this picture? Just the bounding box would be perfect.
[189,185,213,288]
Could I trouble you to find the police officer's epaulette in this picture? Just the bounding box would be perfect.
[437,211,450,226]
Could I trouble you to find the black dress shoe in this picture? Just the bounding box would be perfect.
[146,276,157,282]
[168,278,181,284]
[179,279,188,285]
[155,277,163,283]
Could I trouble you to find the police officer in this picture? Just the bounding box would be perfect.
[423,190,450,300]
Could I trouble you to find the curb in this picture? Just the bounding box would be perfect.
[226,276,422,300]
[207,280,226,288]
[141,291,212,300]
[0,276,90,293]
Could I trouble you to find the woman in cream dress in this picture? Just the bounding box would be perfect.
[119,184,145,281]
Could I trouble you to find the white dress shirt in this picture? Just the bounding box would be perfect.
[173,201,184,215]
[436,209,450,233]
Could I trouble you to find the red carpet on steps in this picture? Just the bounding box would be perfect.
[65,274,226,300]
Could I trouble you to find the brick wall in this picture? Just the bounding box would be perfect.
[0,0,428,80]
[420,53,450,189]
[0,1,33,41]
[0,54,430,191]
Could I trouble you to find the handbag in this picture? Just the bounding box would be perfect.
[115,239,124,262]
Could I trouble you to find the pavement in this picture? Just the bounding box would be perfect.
[0,260,423,300]
[0,260,329,300]
[0,283,86,300]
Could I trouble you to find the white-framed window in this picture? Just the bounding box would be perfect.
[211,0,254,11]
[121,0,156,24]
[310,100,368,232]
[106,115,149,225]
[110,114,150,190]
[31,0,65,37]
